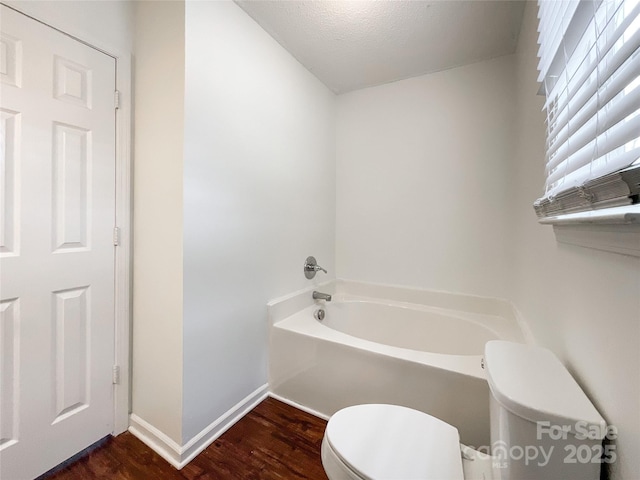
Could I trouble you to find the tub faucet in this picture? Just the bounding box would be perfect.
[304,256,327,279]
[313,291,332,302]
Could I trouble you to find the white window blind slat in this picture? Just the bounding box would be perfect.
[546,46,640,159]
[546,110,640,188]
[547,146,640,198]
[545,73,640,177]
[543,0,625,108]
[535,0,640,219]
[544,1,639,118]
[537,0,583,81]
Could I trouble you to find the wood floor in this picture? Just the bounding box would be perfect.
[45,398,329,480]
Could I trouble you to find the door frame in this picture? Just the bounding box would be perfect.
[2,3,133,435]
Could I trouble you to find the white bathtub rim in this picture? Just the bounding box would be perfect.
[335,279,536,348]
[267,279,336,326]
[267,279,335,307]
[510,304,537,347]
[327,295,522,343]
[266,280,536,375]
[335,278,514,317]
[274,307,488,381]
[274,294,526,354]
[267,279,536,348]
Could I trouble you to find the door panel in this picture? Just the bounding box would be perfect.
[0,6,116,479]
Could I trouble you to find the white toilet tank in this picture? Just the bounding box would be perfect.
[484,341,608,480]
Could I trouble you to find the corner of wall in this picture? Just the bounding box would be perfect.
[129,384,268,470]
[131,0,186,445]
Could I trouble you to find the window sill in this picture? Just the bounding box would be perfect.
[538,206,640,258]
[538,205,640,226]
[539,206,640,258]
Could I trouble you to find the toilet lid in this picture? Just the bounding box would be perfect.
[325,404,464,480]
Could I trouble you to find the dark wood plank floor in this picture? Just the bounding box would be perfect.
[45,397,329,480]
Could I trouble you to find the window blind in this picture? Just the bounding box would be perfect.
[534,0,640,219]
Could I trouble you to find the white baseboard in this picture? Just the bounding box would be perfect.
[129,413,183,468]
[179,384,269,466]
[128,383,269,469]
[268,392,330,421]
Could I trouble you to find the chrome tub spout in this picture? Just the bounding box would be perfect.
[312,291,332,302]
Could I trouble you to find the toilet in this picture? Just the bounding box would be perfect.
[321,340,607,480]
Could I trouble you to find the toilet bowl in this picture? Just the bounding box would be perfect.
[321,341,607,480]
[321,403,494,480]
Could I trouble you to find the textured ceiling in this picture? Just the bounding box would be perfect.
[235,0,526,94]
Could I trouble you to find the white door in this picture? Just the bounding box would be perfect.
[0,6,116,479]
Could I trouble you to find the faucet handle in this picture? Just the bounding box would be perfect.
[304,256,327,279]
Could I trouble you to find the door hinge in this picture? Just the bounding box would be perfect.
[113,227,120,246]
[112,365,120,385]
[114,90,120,110]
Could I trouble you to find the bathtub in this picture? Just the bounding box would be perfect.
[268,281,528,448]
[322,300,504,356]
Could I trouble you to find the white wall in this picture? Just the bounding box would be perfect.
[132,0,185,444]
[336,57,515,299]
[182,0,336,443]
[511,4,640,479]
